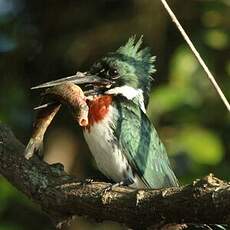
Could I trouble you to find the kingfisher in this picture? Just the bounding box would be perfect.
[31,37,178,189]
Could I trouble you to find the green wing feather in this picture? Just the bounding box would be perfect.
[113,99,179,189]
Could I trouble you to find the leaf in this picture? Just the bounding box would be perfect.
[172,126,224,165]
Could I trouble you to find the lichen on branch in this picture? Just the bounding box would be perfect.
[0,123,230,229]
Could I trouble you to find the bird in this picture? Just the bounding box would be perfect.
[31,37,179,189]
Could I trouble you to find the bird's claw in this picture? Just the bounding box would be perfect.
[102,177,134,193]
[102,184,113,193]
[80,178,94,186]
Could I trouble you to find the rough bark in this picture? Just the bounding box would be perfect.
[0,123,230,229]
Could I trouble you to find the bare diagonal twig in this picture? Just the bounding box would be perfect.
[160,0,230,112]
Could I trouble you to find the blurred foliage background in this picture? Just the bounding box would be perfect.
[0,0,229,229]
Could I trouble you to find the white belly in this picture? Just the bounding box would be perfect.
[83,109,129,182]
[83,106,146,188]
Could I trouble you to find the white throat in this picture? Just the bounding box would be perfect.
[105,85,146,113]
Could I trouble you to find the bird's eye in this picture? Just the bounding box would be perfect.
[108,68,118,78]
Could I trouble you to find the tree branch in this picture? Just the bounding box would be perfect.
[0,123,230,229]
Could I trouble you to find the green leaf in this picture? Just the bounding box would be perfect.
[171,126,224,165]
[204,29,229,50]
[148,85,201,120]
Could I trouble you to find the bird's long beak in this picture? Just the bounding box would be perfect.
[31,72,109,90]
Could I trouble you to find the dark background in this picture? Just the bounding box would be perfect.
[0,0,229,229]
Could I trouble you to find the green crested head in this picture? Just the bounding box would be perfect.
[90,36,156,106]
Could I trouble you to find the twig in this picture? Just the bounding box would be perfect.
[160,0,230,112]
[0,123,230,229]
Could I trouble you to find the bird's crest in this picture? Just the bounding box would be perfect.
[110,36,156,107]
[116,36,156,76]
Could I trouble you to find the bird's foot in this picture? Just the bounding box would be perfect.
[103,177,134,193]
[80,178,94,186]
